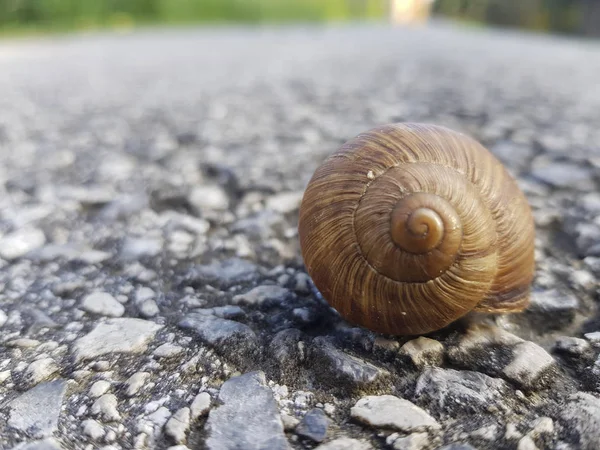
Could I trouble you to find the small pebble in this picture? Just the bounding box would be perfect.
[190,392,211,421]
[165,407,191,444]
[82,419,105,441]
[89,380,111,398]
[153,343,184,358]
[92,394,121,422]
[81,292,125,317]
[126,372,150,396]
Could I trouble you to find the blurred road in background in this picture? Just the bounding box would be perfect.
[1,23,600,449]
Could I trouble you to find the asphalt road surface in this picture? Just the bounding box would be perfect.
[0,23,600,450]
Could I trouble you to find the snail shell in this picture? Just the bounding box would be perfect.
[298,123,535,335]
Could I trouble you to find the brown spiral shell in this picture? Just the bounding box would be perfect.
[298,123,535,335]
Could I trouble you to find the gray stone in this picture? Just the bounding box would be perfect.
[190,392,211,421]
[179,313,258,351]
[281,413,300,431]
[153,343,184,358]
[0,228,46,260]
[204,371,288,450]
[23,358,59,388]
[554,337,590,356]
[212,305,245,319]
[232,285,290,306]
[531,162,594,191]
[0,309,7,327]
[528,417,554,439]
[559,392,600,450]
[391,432,430,450]
[315,438,373,450]
[447,324,524,370]
[8,338,41,348]
[232,211,283,239]
[270,328,305,367]
[8,380,68,438]
[295,408,330,442]
[81,292,125,317]
[266,191,303,214]
[584,331,600,346]
[189,185,229,212]
[573,223,600,257]
[517,435,538,450]
[528,289,579,328]
[138,299,160,318]
[569,270,596,290]
[470,424,499,441]
[351,395,440,432]
[188,258,260,288]
[89,380,111,398]
[82,419,105,441]
[491,141,533,171]
[165,407,191,444]
[10,439,64,450]
[502,341,555,390]
[91,394,121,422]
[148,406,172,427]
[312,336,389,388]
[436,445,478,450]
[121,237,163,259]
[125,372,150,396]
[72,318,162,362]
[414,367,510,413]
[23,308,58,332]
[400,337,444,367]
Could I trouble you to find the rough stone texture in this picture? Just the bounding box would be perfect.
[400,337,444,367]
[414,368,511,414]
[351,395,440,433]
[0,228,46,260]
[188,258,260,288]
[72,318,162,362]
[312,336,390,389]
[7,380,68,438]
[391,432,430,450]
[178,313,258,357]
[10,439,64,450]
[81,292,125,317]
[528,289,579,329]
[502,341,555,390]
[0,23,600,449]
[22,358,59,388]
[315,438,373,450]
[190,392,212,420]
[91,394,121,422]
[165,407,191,444]
[204,371,288,450]
[295,408,330,442]
[559,393,600,450]
[232,285,290,306]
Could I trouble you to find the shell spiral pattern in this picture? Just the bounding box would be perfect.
[298,123,535,335]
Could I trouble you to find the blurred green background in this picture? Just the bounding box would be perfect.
[0,0,598,37]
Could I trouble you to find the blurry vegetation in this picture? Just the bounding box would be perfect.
[433,0,600,37]
[1,0,599,37]
[0,0,388,34]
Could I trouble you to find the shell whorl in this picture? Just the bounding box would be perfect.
[298,123,535,335]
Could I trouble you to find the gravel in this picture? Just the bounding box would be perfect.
[351,395,440,432]
[204,371,287,450]
[80,292,125,318]
[71,318,163,362]
[295,408,330,443]
[1,21,600,449]
[7,380,68,438]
